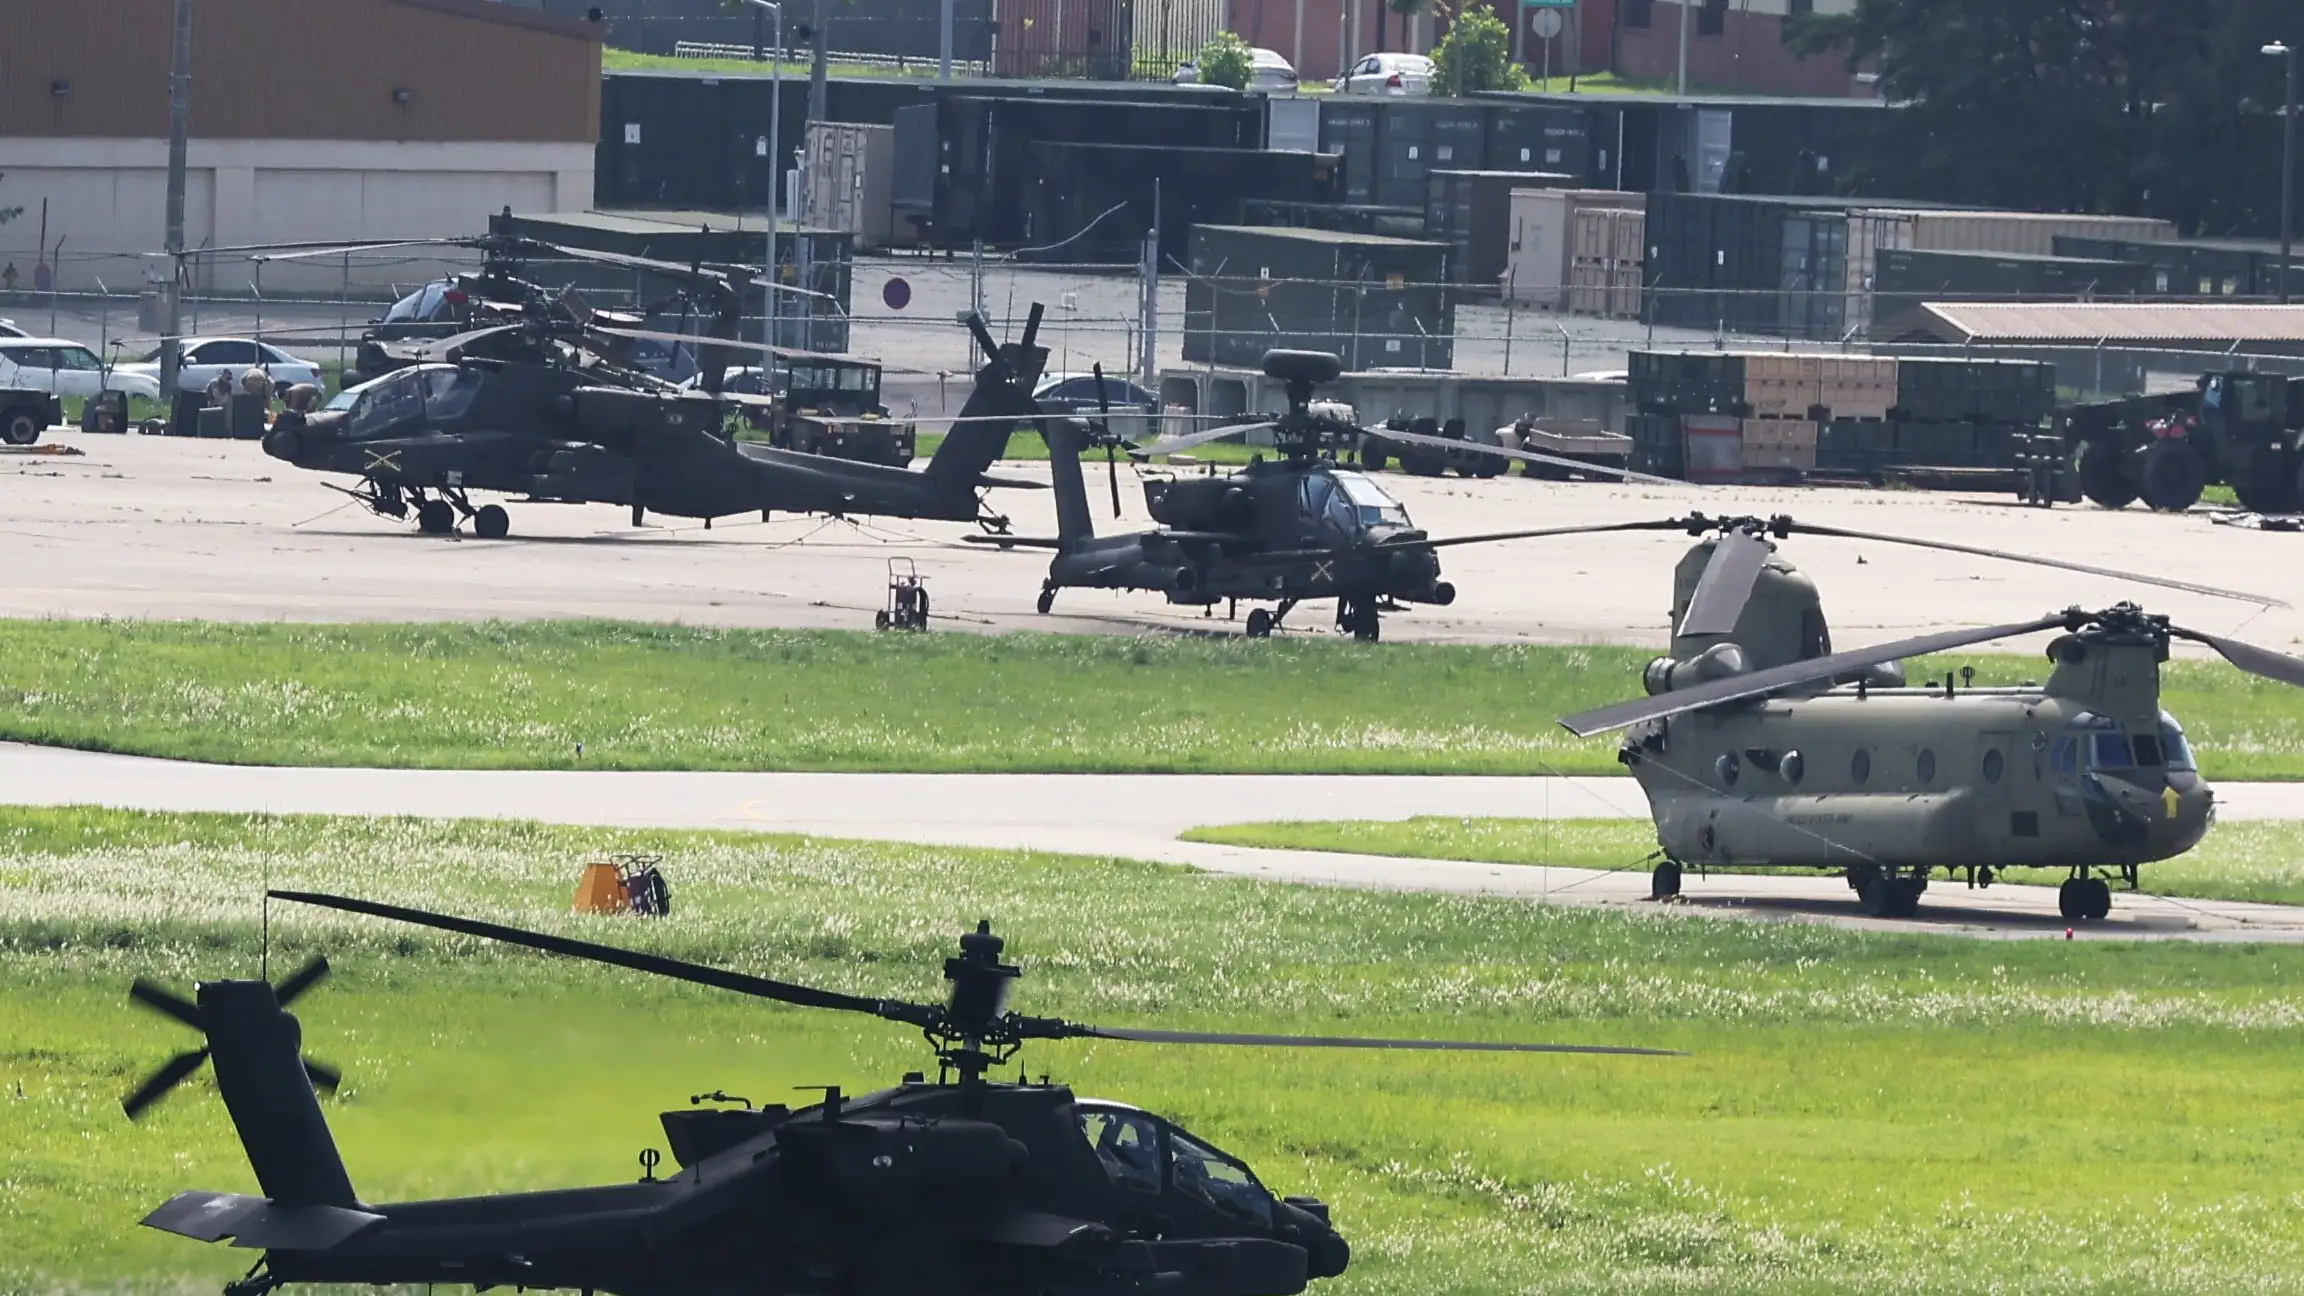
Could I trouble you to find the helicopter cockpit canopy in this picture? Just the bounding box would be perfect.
[1074,1102,1277,1228]
[1306,470,1411,534]
[2051,710,2198,775]
[329,364,484,440]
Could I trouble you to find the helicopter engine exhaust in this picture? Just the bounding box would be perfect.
[1137,564,1201,598]
[1645,643,1750,697]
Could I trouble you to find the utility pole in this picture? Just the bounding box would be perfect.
[1675,0,1691,97]
[746,0,782,350]
[160,0,192,408]
[2270,41,2298,305]
[939,0,954,82]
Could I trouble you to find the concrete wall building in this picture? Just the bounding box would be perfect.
[0,0,602,294]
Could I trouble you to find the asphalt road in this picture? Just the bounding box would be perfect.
[8,743,2304,942]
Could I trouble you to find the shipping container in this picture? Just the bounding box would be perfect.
[1319,101,1382,205]
[1240,201,1426,238]
[1182,225,1454,372]
[1778,210,1848,341]
[1903,211,2177,258]
[1482,102,1594,178]
[802,121,902,250]
[1423,170,1573,290]
[1645,193,1843,334]
[1871,248,2147,335]
[1375,100,1488,210]
[1503,188,1641,309]
[1020,143,1338,265]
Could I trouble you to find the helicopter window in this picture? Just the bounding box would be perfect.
[1982,748,2005,784]
[1850,749,1870,785]
[1332,471,1411,527]
[2158,715,2197,772]
[1715,753,1740,787]
[2089,733,2135,770]
[1169,1131,1275,1228]
[2051,738,2078,774]
[423,367,483,421]
[1076,1107,1162,1195]
[345,366,432,439]
[385,281,451,324]
[1300,473,1340,525]
[1780,751,1804,786]
[2129,732,2165,767]
[1916,749,1937,784]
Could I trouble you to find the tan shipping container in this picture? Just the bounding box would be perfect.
[1608,262,1643,319]
[802,121,902,249]
[1505,188,1642,309]
[1904,211,2178,258]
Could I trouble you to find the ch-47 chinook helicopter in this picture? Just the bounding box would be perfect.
[1541,513,2299,922]
[123,891,1674,1296]
[975,349,1676,642]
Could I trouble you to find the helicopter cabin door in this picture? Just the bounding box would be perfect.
[1972,731,2021,855]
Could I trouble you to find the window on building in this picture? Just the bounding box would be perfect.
[1625,0,1653,30]
[1697,0,1727,37]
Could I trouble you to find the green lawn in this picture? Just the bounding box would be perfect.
[1182,816,2304,909]
[604,47,948,80]
[3,620,2304,778]
[9,807,2304,1293]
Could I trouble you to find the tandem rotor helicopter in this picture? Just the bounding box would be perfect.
[122,892,1674,1296]
[1525,513,2300,922]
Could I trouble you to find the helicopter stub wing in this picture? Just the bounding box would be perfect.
[144,1192,383,1250]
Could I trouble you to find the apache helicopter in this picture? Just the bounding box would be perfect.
[978,349,1674,642]
[123,891,1675,1296]
[261,306,1052,539]
[1539,513,2297,921]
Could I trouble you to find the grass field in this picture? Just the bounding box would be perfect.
[1182,816,2304,909]
[5,619,2304,780]
[10,807,2304,1294]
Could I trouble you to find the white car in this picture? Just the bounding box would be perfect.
[1335,52,1434,95]
[0,337,138,399]
[111,337,323,400]
[1173,46,1299,93]
[0,319,30,339]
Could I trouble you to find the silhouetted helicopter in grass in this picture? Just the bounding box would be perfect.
[123,891,1676,1296]
[978,349,1677,641]
[263,306,1053,539]
[1541,512,2292,920]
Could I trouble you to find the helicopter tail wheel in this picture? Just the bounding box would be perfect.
[1245,608,1276,639]
[472,504,510,540]
[1036,586,1056,615]
[1650,860,1683,901]
[416,499,456,536]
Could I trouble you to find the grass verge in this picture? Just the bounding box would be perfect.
[9,806,2304,1293]
[4,620,2304,777]
[1181,816,2304,909]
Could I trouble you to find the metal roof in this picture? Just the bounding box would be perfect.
[1910,302,2304,344]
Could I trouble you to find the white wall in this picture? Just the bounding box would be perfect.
[0,138,592,294]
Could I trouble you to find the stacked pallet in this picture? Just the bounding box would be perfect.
[1566,206,1644,320]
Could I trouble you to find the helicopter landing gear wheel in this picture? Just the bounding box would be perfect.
[472,504,510,540]
[416,499,456,535]
[1035,587,1055,615]
[1245,608,1276,639]
[2231,448,2299,513]
[2075,438,2136,510]
[1338,597,1380,642]
[2060,876,2112,922]
[1650,859,1682,901]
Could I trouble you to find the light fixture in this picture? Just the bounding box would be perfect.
[391,86,414,105]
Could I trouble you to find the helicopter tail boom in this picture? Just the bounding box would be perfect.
[1042,414,1097,548]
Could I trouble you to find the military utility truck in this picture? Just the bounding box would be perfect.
[2027,372,2304,512]
[755,354,915,467]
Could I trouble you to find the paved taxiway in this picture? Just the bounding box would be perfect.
[9,743,2304,943]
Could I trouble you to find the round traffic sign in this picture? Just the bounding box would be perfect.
[882,276,912,310]
[1530,7,1564,39]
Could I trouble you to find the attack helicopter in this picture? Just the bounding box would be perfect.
[977,349,1675,642]
[1541,513,2297,921]
[123,891,1675,1296]
[262,306,1052,539]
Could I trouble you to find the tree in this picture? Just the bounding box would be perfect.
[1431,4,1527,95]
[1194,30,1254,90]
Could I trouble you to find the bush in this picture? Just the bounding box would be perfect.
[1193,31,1255,90]
[1431,5,1529,94]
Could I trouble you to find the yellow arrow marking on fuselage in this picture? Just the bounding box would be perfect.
[2162,785,2180,818]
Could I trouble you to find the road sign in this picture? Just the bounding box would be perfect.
[1530,7,1565,38]
[882,277,911,310]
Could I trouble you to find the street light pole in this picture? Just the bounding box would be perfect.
[160,0,193,408]
[747,0,783,351]
[2269,41,2297,305]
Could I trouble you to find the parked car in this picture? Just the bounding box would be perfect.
[110,337,324,399]
[1033,371,1160,442]
[0,319,31,339]
[0,337,137,400]
[1335,52,1434,95]
[1173,47,1299,93]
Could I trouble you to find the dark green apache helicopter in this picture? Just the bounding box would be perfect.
[978,349,1674,642]
[262,304,1052,540]
[123,891,1676,1296]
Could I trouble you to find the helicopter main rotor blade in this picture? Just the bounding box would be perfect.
[589,327,939,377]
[1784,520,2287,609]
[1071,1025,1683,1056]
[273,955,331,1008]
[1559,613,2074,738]
[121,1048,211,1120]
[1675,528,1773,639]
[1249,518,1694,566]
[1360,425,1684,487]
[268,891,942,1028]
[1132,421,1277,457]
[302,1058,343,1094]
[129,978,204,1030]
[2169,626,2304,688]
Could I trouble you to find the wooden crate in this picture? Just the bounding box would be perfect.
[1741,418,1819,472]
[1567,259,1611,316]
[1741,354,1823,419]
[1819,355,1898,421]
